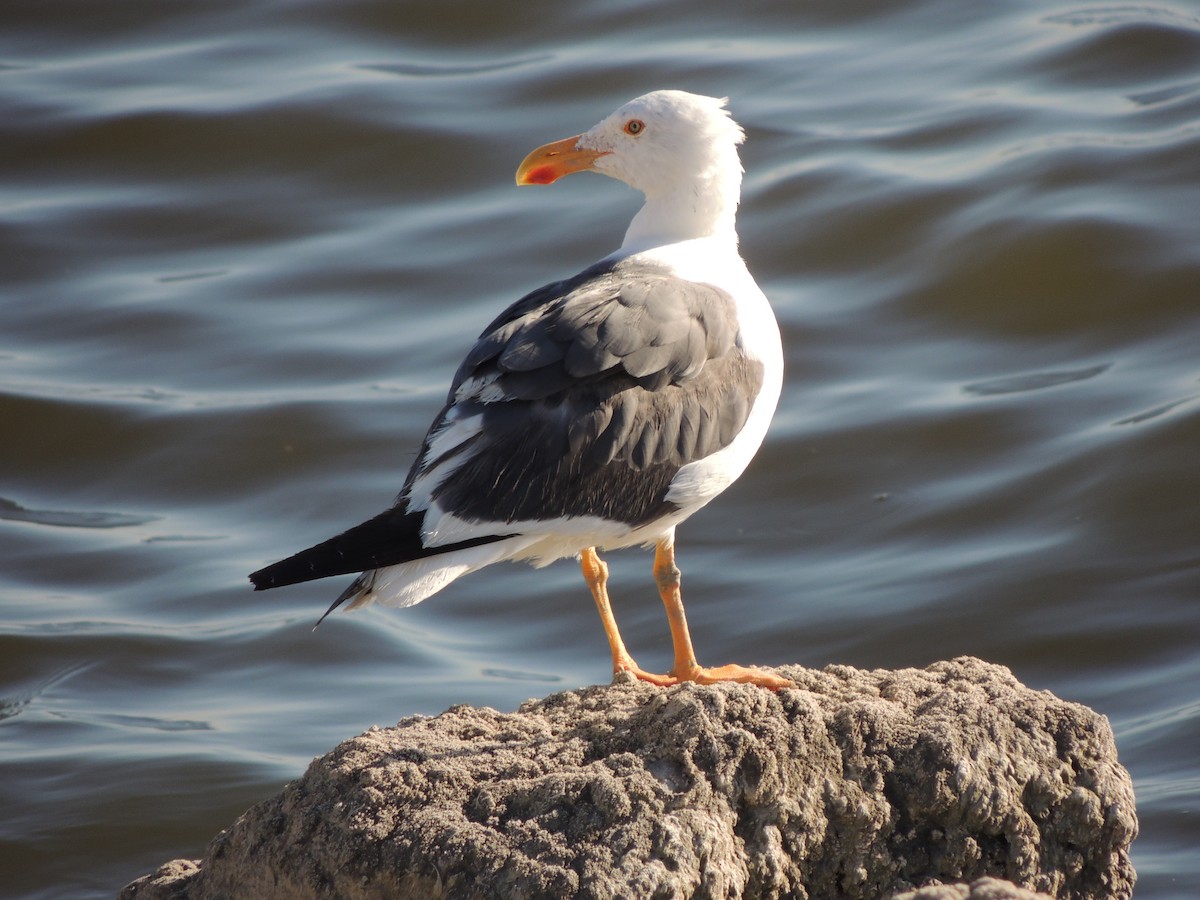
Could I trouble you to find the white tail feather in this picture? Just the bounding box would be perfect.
[342,537,539,611]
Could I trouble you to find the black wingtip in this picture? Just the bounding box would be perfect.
[243,507,430,595]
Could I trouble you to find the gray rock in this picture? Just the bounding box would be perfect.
[120,657,1136,899]
[889,876,1055,899]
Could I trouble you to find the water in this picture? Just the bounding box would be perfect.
[2,1,1198,896]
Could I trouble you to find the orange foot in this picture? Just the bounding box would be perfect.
[615,659,793,691]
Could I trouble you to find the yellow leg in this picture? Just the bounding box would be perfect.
[580,547,675,686]
[580,542,793,691]
[653,536,794,691]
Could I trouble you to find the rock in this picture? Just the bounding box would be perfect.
[888,876,1055,899]
[120,657,1136,899]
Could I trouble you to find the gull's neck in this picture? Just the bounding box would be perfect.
[619,163,742,254]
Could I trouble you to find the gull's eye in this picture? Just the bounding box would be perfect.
[624,119,645,136]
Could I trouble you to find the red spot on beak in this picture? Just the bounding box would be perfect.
[523,165,560,185]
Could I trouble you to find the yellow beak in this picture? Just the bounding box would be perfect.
[515,135,609,186]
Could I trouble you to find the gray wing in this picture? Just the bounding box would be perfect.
[402,258,764,528]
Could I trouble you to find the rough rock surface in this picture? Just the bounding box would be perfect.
[121,657,1136,899]
[889,877,1057,899]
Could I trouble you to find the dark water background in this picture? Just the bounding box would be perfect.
[2,1,1198,896]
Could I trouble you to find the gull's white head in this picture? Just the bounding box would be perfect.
[517,90,747,250]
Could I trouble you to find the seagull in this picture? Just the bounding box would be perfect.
[250,90,790,690]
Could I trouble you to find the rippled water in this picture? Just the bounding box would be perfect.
[3,1,1198,897]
